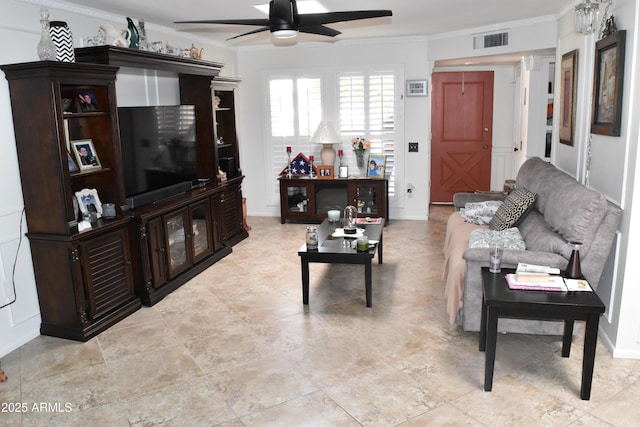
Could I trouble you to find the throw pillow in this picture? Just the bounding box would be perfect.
[489,187,537,231]
[468,227,526,250]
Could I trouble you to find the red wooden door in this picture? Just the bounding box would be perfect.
[431,71,494,202]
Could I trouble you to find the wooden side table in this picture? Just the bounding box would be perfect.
[479,267,605,400]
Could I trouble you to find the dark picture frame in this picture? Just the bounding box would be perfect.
[592,30,626,136]
[559,49,578,146]
[75,89,98,112]
[317,165,334,179]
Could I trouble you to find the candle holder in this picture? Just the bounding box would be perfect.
[285,146,292,179]
[309,156,316,179]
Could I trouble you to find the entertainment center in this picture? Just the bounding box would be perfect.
[1,46,248,341]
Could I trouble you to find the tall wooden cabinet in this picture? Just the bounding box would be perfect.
[1,62,140,341]
[3,48,248,340]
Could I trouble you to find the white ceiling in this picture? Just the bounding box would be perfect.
[47,0,575,47]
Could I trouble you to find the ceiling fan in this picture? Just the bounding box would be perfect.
[176,0,392,40]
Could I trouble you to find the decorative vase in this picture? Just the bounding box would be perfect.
[355,150,366,175]
[566,243,583,279]
[37,7,56,61]
[49,21,75,62]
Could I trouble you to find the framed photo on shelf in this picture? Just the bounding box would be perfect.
[71,139,101,171]
[75,89,98,112]
[592,30,626,136]
[75,188,103,218]
[338,165,349,178]
[317,165,334,179]
[366,155,386,178]
[406,79,428,97]
[559,49,578,146]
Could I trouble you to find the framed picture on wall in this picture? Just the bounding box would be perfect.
[591,30,626,136]
[406,80,428,97]
[559,49,578,146]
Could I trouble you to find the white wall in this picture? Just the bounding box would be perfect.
[0,1,237,357]
[553,0,640,358]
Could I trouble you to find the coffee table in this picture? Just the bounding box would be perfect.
[479,267,605,400]
[298,218,384,307]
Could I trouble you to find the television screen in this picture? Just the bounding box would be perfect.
[118,105,197,198]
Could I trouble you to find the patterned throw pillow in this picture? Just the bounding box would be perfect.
[489,188,537,231]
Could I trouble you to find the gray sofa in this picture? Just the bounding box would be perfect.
[449,157,621,335]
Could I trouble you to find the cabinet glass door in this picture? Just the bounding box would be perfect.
[354,185,379,215]
[165,210,188,277]
[286,185,310,213]
[191,201,212,261]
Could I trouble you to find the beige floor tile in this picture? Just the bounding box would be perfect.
[240,390,360,426]
[107,344,204,400]
[123,378,236,426]
[211,354,317,417]
[397,403,485,426]
[324,363,444,426]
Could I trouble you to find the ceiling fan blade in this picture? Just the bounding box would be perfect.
[299,10,392,27]
[226,26,270,40]
[175,19,270,27]
[299,25,341,37]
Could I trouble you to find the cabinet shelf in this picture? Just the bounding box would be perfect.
[70,167,113,178]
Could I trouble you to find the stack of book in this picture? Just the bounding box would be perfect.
[504,263,593,292]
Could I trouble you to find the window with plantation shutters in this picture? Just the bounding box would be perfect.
[265,67,401,205]
[267,76,322,192]
[339,72,397,197]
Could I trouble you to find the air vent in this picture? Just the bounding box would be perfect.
[473,31,509,49]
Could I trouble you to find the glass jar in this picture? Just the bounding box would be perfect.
[343,205,357,234]
[305,226,318,250]
[357,235,369,252]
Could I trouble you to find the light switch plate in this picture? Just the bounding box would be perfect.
[408,142,419,152]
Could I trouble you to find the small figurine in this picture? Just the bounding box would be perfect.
[188,44,203,59]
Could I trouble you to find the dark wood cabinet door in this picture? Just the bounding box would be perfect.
[221,185,244,243]
[77,227,134,320]
[147,217,168,289]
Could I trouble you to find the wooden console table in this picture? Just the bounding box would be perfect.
[279,177,388,224]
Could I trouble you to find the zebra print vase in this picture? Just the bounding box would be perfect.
[49,21,75,62]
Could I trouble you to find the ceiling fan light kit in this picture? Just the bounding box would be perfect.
[176,0,392,42]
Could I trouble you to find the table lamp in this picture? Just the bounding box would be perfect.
[310,121,341,166]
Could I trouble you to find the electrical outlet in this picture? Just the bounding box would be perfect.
[408,142,419,152]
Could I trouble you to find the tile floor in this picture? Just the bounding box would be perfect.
[1,206,640,426]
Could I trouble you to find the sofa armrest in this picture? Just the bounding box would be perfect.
[453,192,507,210]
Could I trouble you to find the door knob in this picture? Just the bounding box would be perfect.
[483,144,489,149]
[484,128,489,132]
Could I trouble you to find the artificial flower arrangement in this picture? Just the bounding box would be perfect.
[351,137,371,155]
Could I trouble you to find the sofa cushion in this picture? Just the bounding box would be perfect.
[518,210,572,258]
[543,183,608,254]
[489,188,537,231]
[469,227,526,250]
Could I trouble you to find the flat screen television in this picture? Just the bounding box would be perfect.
[118,105,198,208]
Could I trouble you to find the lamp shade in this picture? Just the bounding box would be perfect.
[310,121,341,166]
